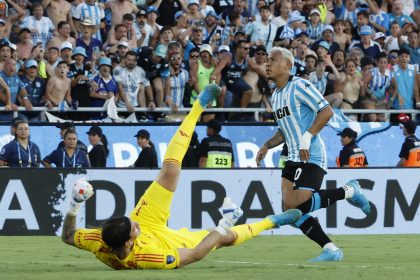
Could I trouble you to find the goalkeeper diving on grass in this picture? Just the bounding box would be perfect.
[61,84,302,270]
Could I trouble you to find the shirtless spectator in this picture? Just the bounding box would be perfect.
[16,28,33,62]
[44,61,72,109]
[104,18,136,49]
[105,0,138,28]
[0,0,26,40]
[42,0,73,28]
[0,42,13,72]
[47,21,76,50]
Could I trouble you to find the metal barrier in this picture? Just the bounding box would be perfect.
[1,106,419,122]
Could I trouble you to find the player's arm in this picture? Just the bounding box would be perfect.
[61,179,94,247]
[256,130,285,167]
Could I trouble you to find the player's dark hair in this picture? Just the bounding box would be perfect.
[102,216,132,248]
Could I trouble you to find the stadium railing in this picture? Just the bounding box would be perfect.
[0,107,419,122]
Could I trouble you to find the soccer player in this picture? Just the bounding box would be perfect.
[61,84,302,270]
[256,47,371,262]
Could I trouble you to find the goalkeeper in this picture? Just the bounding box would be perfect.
[61,84,302,270]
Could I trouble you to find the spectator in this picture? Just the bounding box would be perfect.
[134,10,154,47]
[43,128,90,167]
[198,119,234,168]
[221,0,250,26]
[16,28,33,62]
[68,47,92,119]
[114,51,154,120]
[132,129,158,168]
[334,0,361,26]
[278,11,304,43]
[153,0,182,27]
[86,125,108,167]
[338,59,365,119]
[164,49,190,121]
[0,0,26,40]
[43,0,73,28]
[90,57,118,119]
[245,5,276,51]
[387,0,414,28]
[146,6,161,47]
[171,11,188,42]
[0,119,41,167]
[305,53,317,73]
[332,49,345,71]
[312,25,340,55]
[105,14,137,49]
[366,0,388,34]
[47,21,76,51]
[389,48,420,111]
[361,54,390,122]
[203,10,223,46]
[0,58,32,121]
[388,49,399,67]
[220,11,243,47]
[44,61,72,110]
[185,0,204,22]
[399,30,420,64]
[333,20,351,51]
[373,32,386,50]
[59,41,73,65]
[182,131,199,167]
[0,41,12,71]
[385,21,406,51]
[105,0,138,28]
[397,120,420,167]
[353,10,372,41]
[56,122,88,152]
[336,127,368,168]
[75,19,102,63]
[20,59,46,121]
[180,24,203,61]
[307,8,324,42]
[0,75,12,111]
[20,2,54,49]
[271,0,290,28]
[349,25,381,59]
[46,46,59,72]
[73,0,105,42]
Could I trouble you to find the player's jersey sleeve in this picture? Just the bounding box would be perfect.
[133,245,179,270]
[295,79,329,113]
[74,228,104,253]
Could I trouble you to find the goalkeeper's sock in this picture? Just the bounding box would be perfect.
[297,215,331,248]
[163,101,204,166]
[68,199,82,216]
[296,189,345,214]
[231,218,273,246]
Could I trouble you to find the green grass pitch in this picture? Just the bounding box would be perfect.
[1,235,419,280]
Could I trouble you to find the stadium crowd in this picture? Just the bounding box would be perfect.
[0,0,419,123]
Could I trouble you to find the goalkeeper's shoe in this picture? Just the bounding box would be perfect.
[309,248,344,262]
[268,209,302,227]
[72,178,94,203]
[197,83,221,109]
[346,180,371,215]
[219,197,243,229]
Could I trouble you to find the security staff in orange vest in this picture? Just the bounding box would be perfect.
[397,120,420,167]
[336,128,368,168]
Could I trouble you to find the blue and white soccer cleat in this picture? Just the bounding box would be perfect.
[309,248,344,262]
[219,197,243,229]
[346,180,371,215]
[197,83,221,109]
[268,209,302,227]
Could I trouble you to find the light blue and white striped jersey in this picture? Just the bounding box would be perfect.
[271,76,330,170]
[20,16,54,49]
[307,22,324,41]
[309,72,328,96]
[73,2,105,42]
[169,69,189,107]
[368,67,390,99]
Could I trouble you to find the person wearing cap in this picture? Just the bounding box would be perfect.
[90,57,118,118]
[388,48,420,114]
[134,10,155,47]
[19,2,54,49]
[199,0,216,19]
[47,21,76,51]
[86,125,109,167]
[373,31,386,50]
[259,47,372,262]
[73,0,105,42]
[56,122,88,152]
[171,11,188,42]
[189,44,217,121]
[185,0,204,21]
[278,10,305,42]
[0,59,32,121]
[179,23,203,61]
[203,10,223,46]
[198,119,234,168]
[68,47,92,118]
[397,120,420,167]
[20,59,45,120]
[349,25,381,59]
[212,40,254,114]
[133,129,158,168]
[245,5,276,51]
[311,25,340,55]
[0,119,41,167]
[59,41,74,65]
[75,19,102,62]
[113,50,154,118]
[307,8,324,42]
[336,127,368,168]
[16,28,33,62]
[43,128,90,168]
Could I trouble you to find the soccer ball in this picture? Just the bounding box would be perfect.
[72,179,94,202]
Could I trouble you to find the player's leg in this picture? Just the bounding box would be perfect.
[155,83,221,192]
